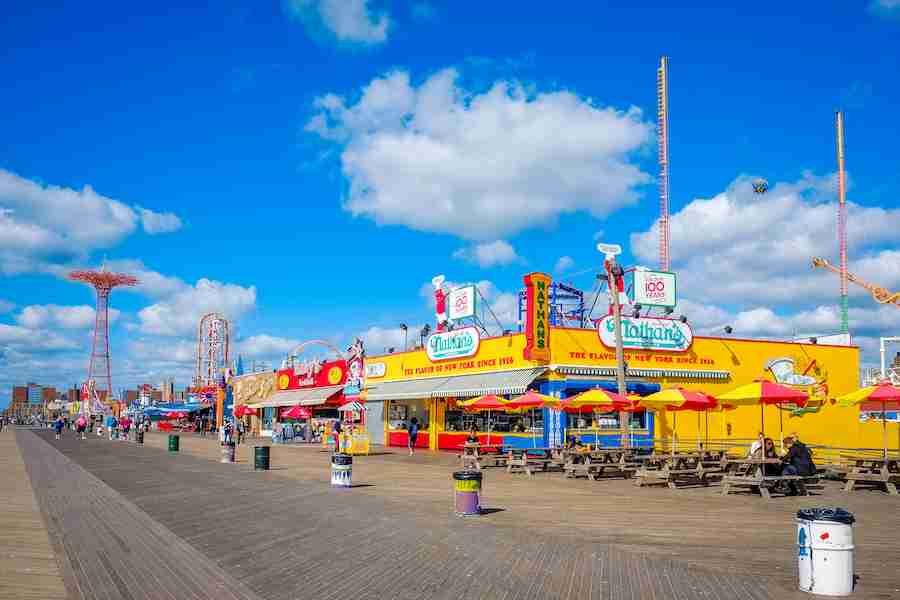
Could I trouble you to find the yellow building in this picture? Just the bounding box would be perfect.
[362,322,885,452]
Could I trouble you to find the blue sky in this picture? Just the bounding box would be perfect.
[2,1,899,409]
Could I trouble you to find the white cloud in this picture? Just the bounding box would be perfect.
[237,334,300,358]
[308,68,653,240]
[554,255,575,273]
[630,173,900,305]
[419,278,519,330]
[0,323,78,351]
[453,240,521,268]
[137,278,257,336]
[359,325,418,352]
[16,304,120,330]
[0,169,181,275]
[285,0,390,45]
[128,338,196,364]
[137,207,182,234]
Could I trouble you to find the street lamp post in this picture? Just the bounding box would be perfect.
[598,243,629,448]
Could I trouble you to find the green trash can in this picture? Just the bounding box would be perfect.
[254,446,270,470]
[168,434,180,452]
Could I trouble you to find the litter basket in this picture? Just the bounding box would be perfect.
[168,434,179,452]
[453,470,482,516]
[797,507,855,596]
[331,453,353,487]
[136,431,144,445]
[254,446,270,471]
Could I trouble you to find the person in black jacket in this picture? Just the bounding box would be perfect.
[781,436,816,494]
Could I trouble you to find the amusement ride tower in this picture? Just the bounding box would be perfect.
[68,268,138,414]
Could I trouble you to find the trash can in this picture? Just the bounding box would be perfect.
[221,441,236,463]
[254,446,270,470]
[331,453,353,488]
[797,507,855,596]
[136,431,144,445]
[168,434,179,452]
[453,470,482,516]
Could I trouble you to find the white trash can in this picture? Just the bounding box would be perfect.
[797,508,855,596]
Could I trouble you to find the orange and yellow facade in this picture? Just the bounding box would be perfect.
[362,324,889,451]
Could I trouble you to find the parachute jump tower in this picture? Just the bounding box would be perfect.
[68,268,138,416]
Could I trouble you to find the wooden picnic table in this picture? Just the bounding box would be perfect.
[634,452,726,488]
[839,454,899,495]
[506,447,559,478]
[562,448,641,481]
[720,458,819,500]
[460,442,508,471]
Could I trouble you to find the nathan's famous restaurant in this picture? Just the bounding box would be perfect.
[361,272,880,452]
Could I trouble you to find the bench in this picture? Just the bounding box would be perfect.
[721,474,820,499]
[844,469,899,495]
[507,450,554,478]
[565,461,635,481]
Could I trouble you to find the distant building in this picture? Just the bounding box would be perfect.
[161,379,175,403]
[3,383,54,419]
[27,383,42,405]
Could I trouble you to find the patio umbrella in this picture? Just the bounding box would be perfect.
[504,390,559,447]
[234,405,256,417]
[640,388,716,454]
[281,405,312,420]
[558,388,630,449]
[716,380,808,451]
[459,394,508,444]
[837,382,900,460]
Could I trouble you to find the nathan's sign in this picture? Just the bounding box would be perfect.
[523,272,551,361]
[598,315,693,352]
[277,358,347,390]
[427,326,480,361]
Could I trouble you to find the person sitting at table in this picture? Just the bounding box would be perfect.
[780,436,816,494]
[565,435,585,450]
[466,426,479,444]
[762,438,781,476]
[748,432,765,457]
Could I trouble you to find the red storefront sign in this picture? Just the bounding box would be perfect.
[276,359,348,391]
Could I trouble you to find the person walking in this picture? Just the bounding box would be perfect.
[407,417,419,456]
[53,416,65,440]
[235,419,244,445]
[75,415,87,440]
[106,414,117,440]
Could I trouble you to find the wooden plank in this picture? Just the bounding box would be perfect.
[0,430,67,600]
[19,429,900,599]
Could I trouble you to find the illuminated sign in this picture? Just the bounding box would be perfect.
[523,272,551,361]
[276,359,347,390]
[598,315,692,352]
[448,285,476,320]
[633,270,676,308]
[426,327,480,361]
[365,362,386,378]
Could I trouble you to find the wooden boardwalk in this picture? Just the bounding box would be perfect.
[0,429,67,600]
[10,429,900,599]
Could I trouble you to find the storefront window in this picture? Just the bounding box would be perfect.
[262,407,274,430]
[444,410,543,434]
[569,412,647,430]
[388,399,429,430]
